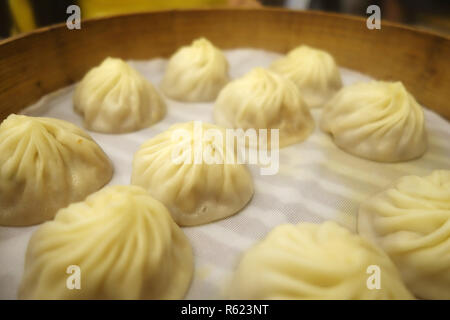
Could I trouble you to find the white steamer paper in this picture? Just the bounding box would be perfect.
[0,49,449,299]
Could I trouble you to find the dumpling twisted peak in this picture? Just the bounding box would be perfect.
[131,121,254,226]
[270,45,342,108]
[228,221,414,300]
[161,38,230,102]
[74,57,166,133]
[214,68,314,148]
[0,114,113,226]
[320,81,427,162]
[358,170,450,299]
[19,185,193,300]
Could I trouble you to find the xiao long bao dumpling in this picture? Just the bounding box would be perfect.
[74,57,166,133]
[228,221,414,299]
[358,170,450,300]
[321,81,427,162]
[161,38,230,102]
[19,185,193,299]
[270,45,342,108]
[0,115,113,226]
[214,68,314,148]
[132,121,254,226]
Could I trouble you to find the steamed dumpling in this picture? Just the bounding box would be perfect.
[0,114,113,226]
[214,68,314,148]
[74,57,166,133]
[161,38,230,102]
[228,221,414,300]
[321,81,427,162]
[270,45,342,108]
[131,121,254,226]
[19,185,193,299]
[358,170,450,300]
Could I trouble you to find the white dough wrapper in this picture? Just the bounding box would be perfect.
[161,38,230,102]
[132,121,254,226]
[0,114,113,226]
[214,68,314,148]
[270,45,342,108]
[228,221,414,300]
[74,57,166,133]
[358,170,450,300]
[19,185,194,299]
[321,81,427,162]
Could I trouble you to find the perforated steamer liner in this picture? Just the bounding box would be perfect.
[0,48,449,299]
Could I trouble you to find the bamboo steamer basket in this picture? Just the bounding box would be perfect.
[0,8,449,120]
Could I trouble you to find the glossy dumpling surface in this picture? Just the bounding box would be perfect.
[320,81,427,162]
[19,185,193,299]
[358,170,450,299]
[228,221,414,299]
[132,121,254,226]
[74,57,166,133]
[214,68,314,148]
[0,114,113,226]
[161,38,230,102]
[270,45,342,108]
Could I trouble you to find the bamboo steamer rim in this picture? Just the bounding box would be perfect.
[0,7,449,120]
[3,7,449,45]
